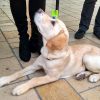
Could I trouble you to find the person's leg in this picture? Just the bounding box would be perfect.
[10,0,31,61]
[29,0,46,54]
[75,0,97,39]
[93,7,100,39]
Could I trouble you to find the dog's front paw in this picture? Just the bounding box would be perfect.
[89,74,100,83]
[12,84,29,96]
[0,77,10,87]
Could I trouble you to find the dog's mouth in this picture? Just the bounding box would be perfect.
[34,9,51,25]
[37,9,43,13]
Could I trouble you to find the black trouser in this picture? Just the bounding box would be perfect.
[10,0,46,38]
[79,0,100,32]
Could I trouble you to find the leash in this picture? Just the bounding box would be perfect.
[51,0,59,19]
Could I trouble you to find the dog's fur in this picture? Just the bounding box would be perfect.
[0,9,100,96]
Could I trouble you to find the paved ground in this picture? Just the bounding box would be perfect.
[0,0,100,100]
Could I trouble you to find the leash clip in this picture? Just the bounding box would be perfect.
[51,9,59,19]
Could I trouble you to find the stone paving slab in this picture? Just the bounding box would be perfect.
[69,38,100,47]
[36,80,82,100]
[0,57,27,83]
[0,42,13,59]
[0,16,10,22]
[2,31,19,39]
[7,38,19,48]
[0,21,14,26]
[0,31,5,42]
[9,42,19,49]
[0,25,17,32]
[64,20,80,27]
[0,9,7,17]
[85,33,100,45]
[0,57,21,76]
[59,15,78,22]
[67,25,94,33]
[8,38,19,44]
[80,86,100,100]
[66,76,100,93]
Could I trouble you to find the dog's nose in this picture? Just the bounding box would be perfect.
[38,9,43,13]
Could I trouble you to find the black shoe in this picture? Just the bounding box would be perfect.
[19,36,31,62]
[29,36,43,54]
[93,31,100,39]
[74,29,85,39]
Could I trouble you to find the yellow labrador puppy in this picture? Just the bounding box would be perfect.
[0,9,100,95]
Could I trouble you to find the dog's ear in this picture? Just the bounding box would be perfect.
[46,30,68,51]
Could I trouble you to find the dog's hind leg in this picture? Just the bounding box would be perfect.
[0,56,43,87]
[82,53,100,82]
[83,53,100,73]
[89,73,100,83]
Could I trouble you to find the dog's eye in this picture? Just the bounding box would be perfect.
[51,20,55,26]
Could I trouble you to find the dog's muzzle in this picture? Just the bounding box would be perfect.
[37,9,43,13]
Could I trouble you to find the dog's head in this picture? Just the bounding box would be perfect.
[34,9,69,51]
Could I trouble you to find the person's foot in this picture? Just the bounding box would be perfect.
[93,31,100,39]
[19,36,31,62]
[29,36,43,54]
[74,29,85,39]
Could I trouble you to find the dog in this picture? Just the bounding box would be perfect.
[0,9,100,96]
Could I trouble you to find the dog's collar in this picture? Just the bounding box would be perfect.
[47,58,53,60]
[46,57,60,61]
[45,49,70,61]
